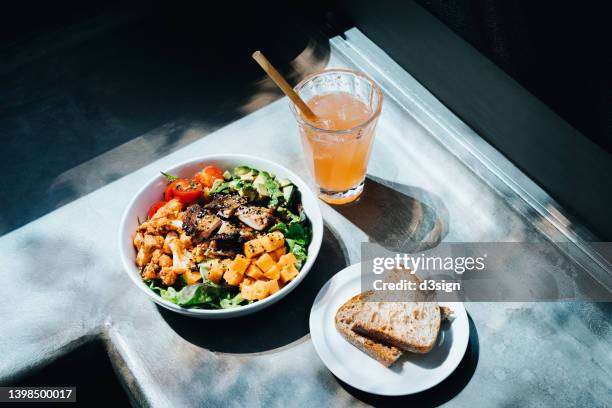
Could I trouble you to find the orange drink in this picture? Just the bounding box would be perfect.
[289,69,383,204]
[304,93,374,192]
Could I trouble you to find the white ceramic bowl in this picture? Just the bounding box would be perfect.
[119,154,323,318]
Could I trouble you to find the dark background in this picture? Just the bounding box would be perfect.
[415,0,611,153]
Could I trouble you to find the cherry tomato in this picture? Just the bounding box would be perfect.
[164,180,181,201]
[165,179,203,204]
[195,165,224,187]
[147,201,167,219]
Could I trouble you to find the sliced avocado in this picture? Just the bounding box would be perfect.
[277,178,292,188]
[239,185,257,201]
[252,172,265,187]
[253,172,273,197]
[282,185,295,204]
[266,178,282,195]
[255,184,269,197]
[210,179,229,194]
[223,170,232,181]
[240,170,257,182]
[211,178,224,189]
[233,166,252,176]
[228,179,243,190]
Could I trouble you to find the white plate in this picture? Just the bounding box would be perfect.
[309,263,469,396]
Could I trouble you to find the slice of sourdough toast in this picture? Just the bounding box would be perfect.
[335,292,403,367]
[440,306,453,321]
[352,271,442,354]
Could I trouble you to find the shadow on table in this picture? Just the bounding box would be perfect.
[158,225,348,354]
[338,314,479,407]
[0,4,331,236]
[4,338,131,407]
[334,176,449,252]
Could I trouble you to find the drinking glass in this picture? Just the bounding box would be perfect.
[289,69,383,205]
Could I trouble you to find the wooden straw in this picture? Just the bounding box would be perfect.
[252,50,317,121]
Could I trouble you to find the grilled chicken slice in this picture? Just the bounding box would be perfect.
[182,204,222,243]
[212,219,254,245]
[205,194,247,219]
[238,227,256,242]
[195,214,222,239]
[235,206,274,231]
[212,221,245,255]
[208,239,238,258]
[216,221,241,242]
[182,204,203,236]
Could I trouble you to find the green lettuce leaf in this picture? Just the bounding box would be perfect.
[220,293,246,309]
[286,238,307,269]
[148,270,244,308]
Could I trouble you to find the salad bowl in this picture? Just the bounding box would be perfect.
[119,154,323,318]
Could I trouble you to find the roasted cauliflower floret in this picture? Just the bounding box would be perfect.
[180,232,193,249]
[152,199,182,220]
[165,231,193,274]
[141,263,159,280]
[159,267,178,285]
[136,234,164,267]
[133,231,144,249]
[151,249,163,265]
[143,234,163,253]
[137,217,183,235]
[158,254,172,268]
[192,243,209,263]
[136,247,148,267]
[137,200,184,235]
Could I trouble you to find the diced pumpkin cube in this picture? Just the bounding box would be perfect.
[240,277,255,289]
[258,235,272,252]
[245,264,264,279]
[280,263,299,284]
[278,253,297,267]
[230,255,250,275]
[255,253,276,272]
[253,281,270,299]
[183,269,202,285]
[264,264,281,280]
[240,280,270,300]
[207,260,224,284]
[244,239,265,258]
[266,279,280,295]
[270,246,287,261]
[224,268,244,286]
[240,284,255,300]
[263,231,285,252]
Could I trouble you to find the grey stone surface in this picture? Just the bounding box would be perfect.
[0,33,610,408]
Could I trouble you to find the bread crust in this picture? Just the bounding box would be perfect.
[335,293,402,367]
[440,306,453,321]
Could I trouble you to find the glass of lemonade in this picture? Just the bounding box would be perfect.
[289,69,383,205]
